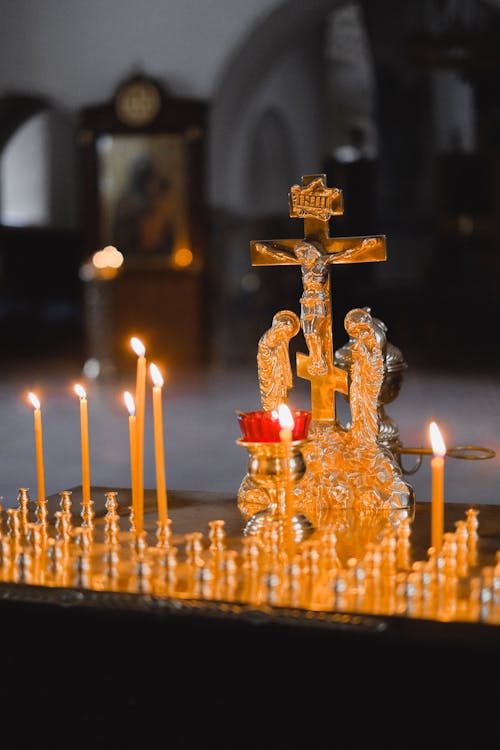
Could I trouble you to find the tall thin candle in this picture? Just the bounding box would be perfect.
[429,421,446,551]
[278,403,294,556]
[28,392,45,503]
[124,391,141,533]
[130,337,146,525]
[150,363,168,524]
[74,384,90,505]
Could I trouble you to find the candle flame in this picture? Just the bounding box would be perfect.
[150,363,164,388]
[429,421,446,457]
[74,383,87,400]
[278,403,294,431]
[130,337,145,357]
[28,392,40,410]
[123,391,136,416]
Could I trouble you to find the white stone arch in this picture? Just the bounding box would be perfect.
[1,111,50,226]
[0,98,78,229]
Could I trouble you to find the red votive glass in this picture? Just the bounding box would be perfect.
[237,409,311,443]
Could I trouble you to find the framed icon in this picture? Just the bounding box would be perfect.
[78,73,210,367]
[79,73,207,271]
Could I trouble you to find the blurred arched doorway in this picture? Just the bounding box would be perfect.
[0,95,81,362]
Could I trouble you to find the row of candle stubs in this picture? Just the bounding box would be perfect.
[1,501,491,626]
[27,337,168,535]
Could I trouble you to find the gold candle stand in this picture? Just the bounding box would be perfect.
[236,438,314,543]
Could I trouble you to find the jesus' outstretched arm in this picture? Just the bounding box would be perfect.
[325,237,385,265]
[252,242,301,265]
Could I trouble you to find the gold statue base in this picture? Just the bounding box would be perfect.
[238,421,414,529]
[296,419,415,525]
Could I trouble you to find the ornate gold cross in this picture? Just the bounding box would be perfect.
[250,174,386,421]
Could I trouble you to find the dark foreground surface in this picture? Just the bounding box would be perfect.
[2,489,500,748]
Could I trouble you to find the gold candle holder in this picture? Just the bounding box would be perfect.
[81,500,95,535]
[36,496,48,544]
[236,438,314,543]
[131,530,147,561]
[17,488,30,536]
[156,518,172,549]
[7,509,21,554]
[102,545,120,591]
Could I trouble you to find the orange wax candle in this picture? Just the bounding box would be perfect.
[131,337,146,524]
[429,421,446,551]
[278,403,294,445]
[74,384,91,505]
[124,391,141,533]
[279,427,293,443]
[28,392,45,503]
[150,363,168,524]
[278,404,295,556]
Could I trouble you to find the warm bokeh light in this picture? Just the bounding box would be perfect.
[130,336,146,357]
[150,363,164,388]
[104,245,124,269]
[172,247,193,268]
[123,391,136,416]
[429,421,446,457]
[74,383,87,400]
[28,392,40,410]
[92,245,124,270]
[92,250,106,269]
[278,403,294,430]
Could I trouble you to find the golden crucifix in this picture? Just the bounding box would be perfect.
[251,174,386,421]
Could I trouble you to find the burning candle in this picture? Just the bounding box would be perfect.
[278,403,294,444]
[74,384,90,505]
[130,337,146,522]
[150,363,168,524]
[28,392,45,503]
[278,403,295,554]
[429,421,446,551]
[124,390,142,533]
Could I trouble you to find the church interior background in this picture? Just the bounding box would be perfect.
[0,0,499,509]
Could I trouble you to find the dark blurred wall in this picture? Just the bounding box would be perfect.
[1,0,500,374]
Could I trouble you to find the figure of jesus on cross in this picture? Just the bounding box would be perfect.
[250,174,386,421]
